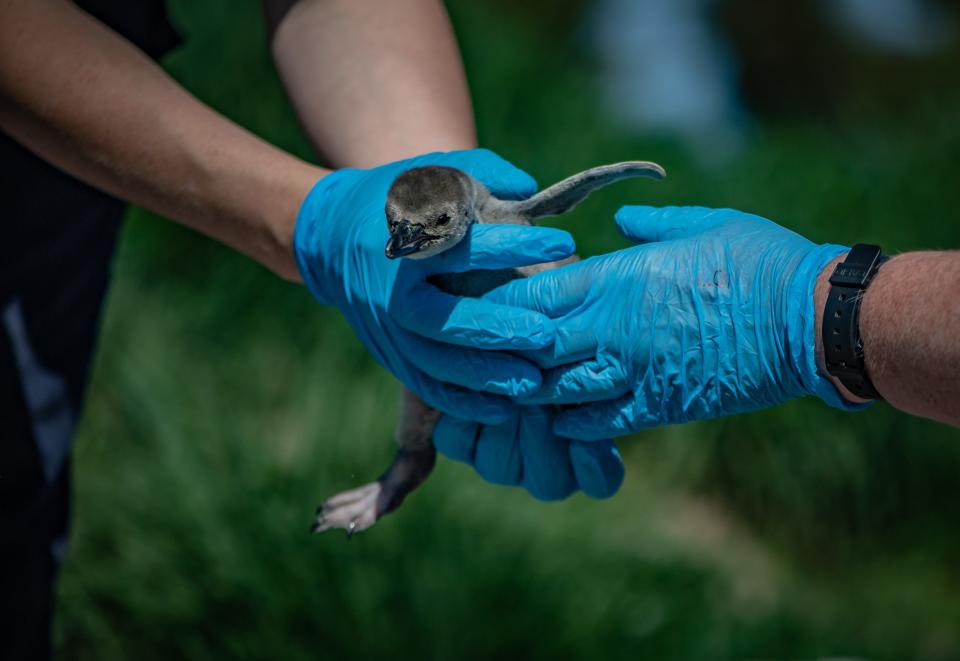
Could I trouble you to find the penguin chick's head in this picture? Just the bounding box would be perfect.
[385,166,474,260]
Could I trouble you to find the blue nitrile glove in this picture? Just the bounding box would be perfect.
[485,205,867,440]
[434,407,624,501]
[294,149,578,425]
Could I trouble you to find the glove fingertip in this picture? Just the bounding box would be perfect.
[514,173,539,200]
[493,166,538,201]
[489,173,539,201]
[569,439,624,499]
[469,224,574,258]
[537,228,576,259]
[524,480,577,502]
[613,205,661,243]
[614,204,658,219]
[467,149,538,200]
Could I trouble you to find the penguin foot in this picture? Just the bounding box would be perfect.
[312,482,382,537]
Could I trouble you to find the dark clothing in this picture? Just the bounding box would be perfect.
[0,3,179,659]
[74,0,180,60]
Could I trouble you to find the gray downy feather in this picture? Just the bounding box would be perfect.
[432,161,665,298]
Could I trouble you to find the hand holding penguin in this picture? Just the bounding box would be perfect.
[295,148,665,536]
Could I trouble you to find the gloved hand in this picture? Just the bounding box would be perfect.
[485,205,866,440]
[295,149,576,425]
[434,407,624,501]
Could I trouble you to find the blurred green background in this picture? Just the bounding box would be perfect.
[57,0,960,659]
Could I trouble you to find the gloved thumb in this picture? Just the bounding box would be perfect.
[615,205,721,244]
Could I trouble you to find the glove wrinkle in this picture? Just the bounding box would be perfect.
[488,206,870,441]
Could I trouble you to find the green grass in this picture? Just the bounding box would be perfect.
[56,1,960,659]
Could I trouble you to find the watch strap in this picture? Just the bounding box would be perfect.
[822,244,887,400]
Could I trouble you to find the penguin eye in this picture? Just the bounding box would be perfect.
[435,213,451,226]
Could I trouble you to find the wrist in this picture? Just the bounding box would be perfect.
[814,253,871,404]
[784,242,864,409]
[291,167,362,305]
[262,160,328,282]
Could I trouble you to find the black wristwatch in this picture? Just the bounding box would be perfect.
[822,244,887,400]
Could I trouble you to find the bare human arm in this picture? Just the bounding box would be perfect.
[266,0,476,167]
[0,0,478,280]
[0,0,324,281]
[815,251,960,426]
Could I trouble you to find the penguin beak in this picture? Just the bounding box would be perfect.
[385,222,440,259]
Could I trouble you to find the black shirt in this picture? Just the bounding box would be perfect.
[0,0,180,295]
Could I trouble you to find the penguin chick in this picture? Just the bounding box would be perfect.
[312,161,665,537]
[383,161,665,260]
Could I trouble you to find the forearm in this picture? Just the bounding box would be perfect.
[0,0,324,280]
[815,251,960,426]
[269,0,476,167]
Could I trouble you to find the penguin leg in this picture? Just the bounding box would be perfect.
[312,389,437,537]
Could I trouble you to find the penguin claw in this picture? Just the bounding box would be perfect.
[309,482,381,538]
